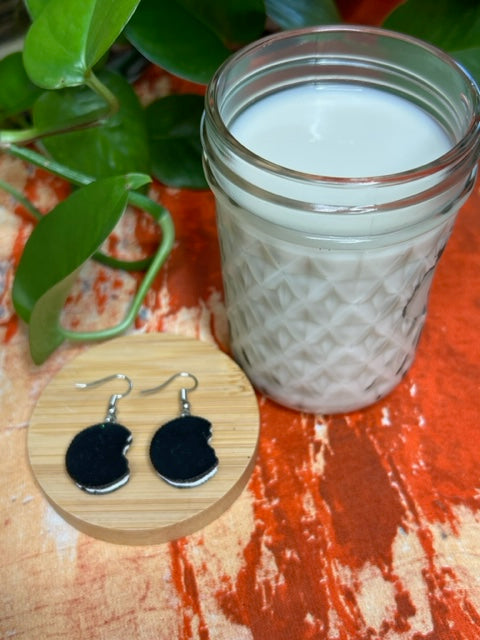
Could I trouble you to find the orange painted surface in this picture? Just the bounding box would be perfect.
[1,6,480,639]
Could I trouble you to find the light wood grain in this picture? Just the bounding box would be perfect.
[28,333,260,545]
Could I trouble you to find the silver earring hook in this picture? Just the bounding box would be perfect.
[75,373,133,423]
[141,372,198,417]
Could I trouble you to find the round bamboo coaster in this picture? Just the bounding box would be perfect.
[28,333,260,545]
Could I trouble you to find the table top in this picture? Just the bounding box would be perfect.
[2,8,480,640]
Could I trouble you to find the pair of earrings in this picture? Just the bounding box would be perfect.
[65,372,219,495]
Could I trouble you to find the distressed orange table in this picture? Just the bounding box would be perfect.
[2,4,480,639]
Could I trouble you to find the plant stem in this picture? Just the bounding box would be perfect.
[0,177,42,221]
[7,143,168,271]
[0,71,119,148]
[8,143,93,185]
[93,251,153,272]
[0,105,112,147]
[6,142,176,341]
[85,69,120,117]
[60,202,175,342]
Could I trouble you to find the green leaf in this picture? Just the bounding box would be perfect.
[177,0,265,46]
[383,0,480,51]
[28,268,83,363]
[33,70,150,177]
[23,0,142,89]
[126,0,241,84]
[383,0,480,85]
[265,0,340,29]
[24,0,52,20]
[454,48,480,84]
[0,52,42,120]
[13,173,150,326]
[146,94,207,189]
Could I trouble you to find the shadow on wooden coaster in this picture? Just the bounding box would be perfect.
[28,333,260,545]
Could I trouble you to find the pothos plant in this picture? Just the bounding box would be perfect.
[0,0,479,364]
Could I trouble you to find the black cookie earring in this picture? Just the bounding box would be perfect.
[141,372,219,488]
[65,374,133,494]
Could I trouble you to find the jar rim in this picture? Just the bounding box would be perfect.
[205,25,480,186]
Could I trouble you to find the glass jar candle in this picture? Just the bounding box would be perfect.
[201,26,480,414]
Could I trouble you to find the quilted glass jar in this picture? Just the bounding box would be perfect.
[202,26,480,413]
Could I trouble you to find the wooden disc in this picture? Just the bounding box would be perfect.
[28,333,260,545]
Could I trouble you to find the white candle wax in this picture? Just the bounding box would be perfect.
[212,83,467,413]
[231,84,451,178]
[203,27,479,414]
[221,84,458,239]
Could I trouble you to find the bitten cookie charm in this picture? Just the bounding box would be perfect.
[142,372,219,488]
[65,374,133,494]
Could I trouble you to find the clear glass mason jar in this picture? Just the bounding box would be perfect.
[201,26,480,414]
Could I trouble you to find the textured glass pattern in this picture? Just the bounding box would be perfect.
[218,204,455,413]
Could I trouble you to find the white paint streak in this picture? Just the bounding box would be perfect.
[162,304,207,338]
[207,289,229,347]
[432,506,480,612]
[336,526,433,637]
[327,606,342,639]
[381,407,392,427]
[312,419,329,477]
[178,491,257,640]
[161,289,227,346]
[302,489,317,519]
[355,563,397,631]
[42,503,79,561]
[391,527,433,636]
